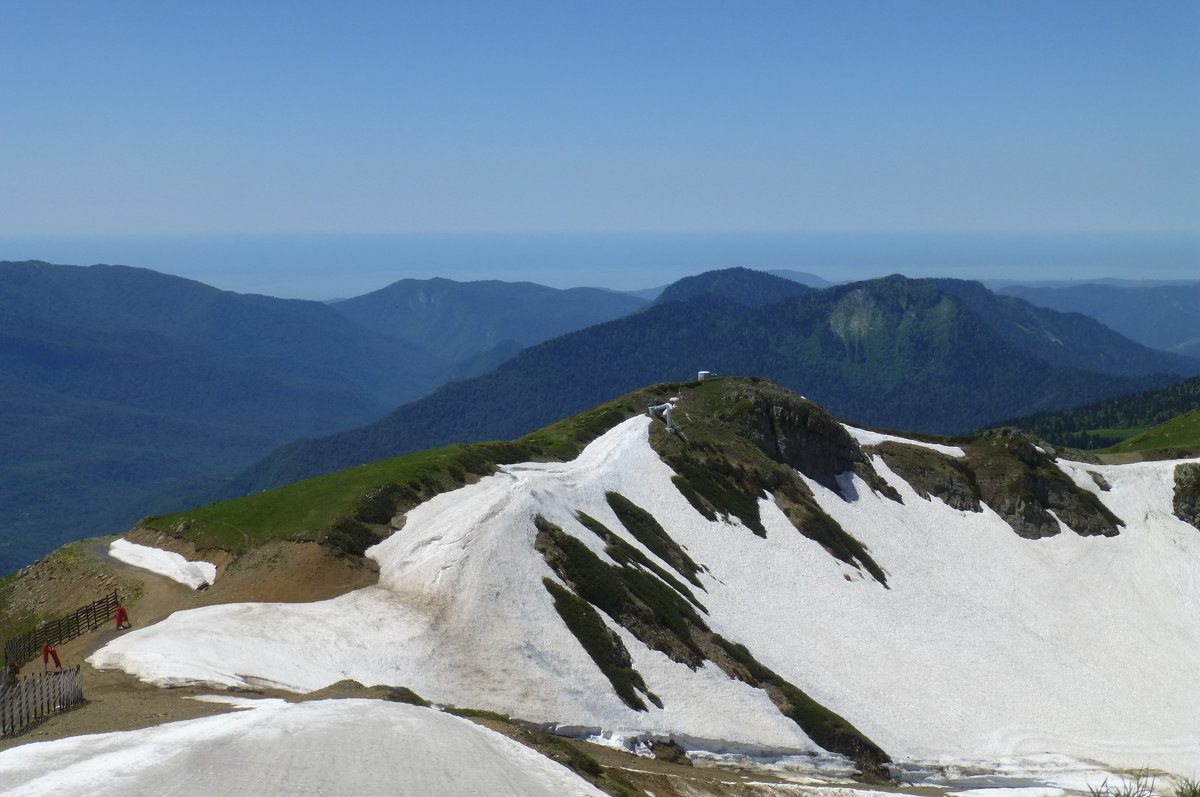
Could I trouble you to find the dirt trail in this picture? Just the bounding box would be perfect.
[0,537,367,752]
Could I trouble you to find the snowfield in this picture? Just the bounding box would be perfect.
[0,698,608,797]
[107,538,216,589]
[84,416,1200,777]
[842,424,967,457]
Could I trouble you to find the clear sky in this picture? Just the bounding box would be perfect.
[1,1,1196,294]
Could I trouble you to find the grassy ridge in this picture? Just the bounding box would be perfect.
[145,444,492,552]
[141,383,690,554]
[1103,408,1200,458]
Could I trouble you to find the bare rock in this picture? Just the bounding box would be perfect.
[1174,463,1200,530]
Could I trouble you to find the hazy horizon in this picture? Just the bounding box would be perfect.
[3,2,1195,299]
[2,231,1197,300]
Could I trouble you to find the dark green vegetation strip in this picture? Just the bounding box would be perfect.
[576,512,706,610]
[534,515,891,777]
[604,492,704,587]
[536,517,707,668]
[664,451,766,535]
[443,706,512,722]
[713,638,890,777]
[542,576,660,712]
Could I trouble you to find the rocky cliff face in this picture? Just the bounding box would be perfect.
[717,379,900,502]
[960,429,1124,539]
[868,441,981,512]
[647,378,892,586]
[1174,462,1200,530]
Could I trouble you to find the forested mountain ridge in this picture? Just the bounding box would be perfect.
[651,266,815,308]
[0,260,446,575]
[0,260,445,405]
[331,276,647,364]
[999,281,1200,358]
[992,375,1200,450]
[0,313,386,575]
[931,278,1200,378]
[222,273,1178,497]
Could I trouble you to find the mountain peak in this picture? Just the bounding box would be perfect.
[653,267,815,309]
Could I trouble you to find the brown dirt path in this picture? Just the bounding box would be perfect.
[1,536,374,752]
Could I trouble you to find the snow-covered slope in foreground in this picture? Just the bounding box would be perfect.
[0,698,607,797]
[88,415,1200,775]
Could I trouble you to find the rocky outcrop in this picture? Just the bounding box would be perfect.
[723,381,899,502]
[1174,463,1200,530]
[1088,471,1112,492]
[648,740,692,766]
[650,378,890,586]
[966,429,1123,539]
[868,442,981,512]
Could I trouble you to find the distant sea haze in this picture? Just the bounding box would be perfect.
[2,232,1196,301]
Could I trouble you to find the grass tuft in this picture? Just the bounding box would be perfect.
[1174,777,1200,797]
[1088,769,1158,797]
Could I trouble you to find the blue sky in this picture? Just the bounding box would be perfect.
[1,1,1196,293]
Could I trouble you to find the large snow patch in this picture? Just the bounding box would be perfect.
[88,416,1200,774]
[108,539,216,589]
[0,698,608,797]
[90,416,820,755]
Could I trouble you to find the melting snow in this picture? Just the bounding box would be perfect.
[0,699,608,797]
[84,417,1200,777]
[842,424,966,457]
[107,539,216,589]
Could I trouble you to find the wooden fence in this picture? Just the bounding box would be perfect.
[0,667,85,736]
[3,590,119,667]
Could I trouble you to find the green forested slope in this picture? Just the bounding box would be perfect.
[0,260,447,575]
[652,267,814,308]
[331,276,647,363]
[933,278,1200,378]
[223,275,1175,496]
[1000,281,1200,357]
[990,376,1200,450]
